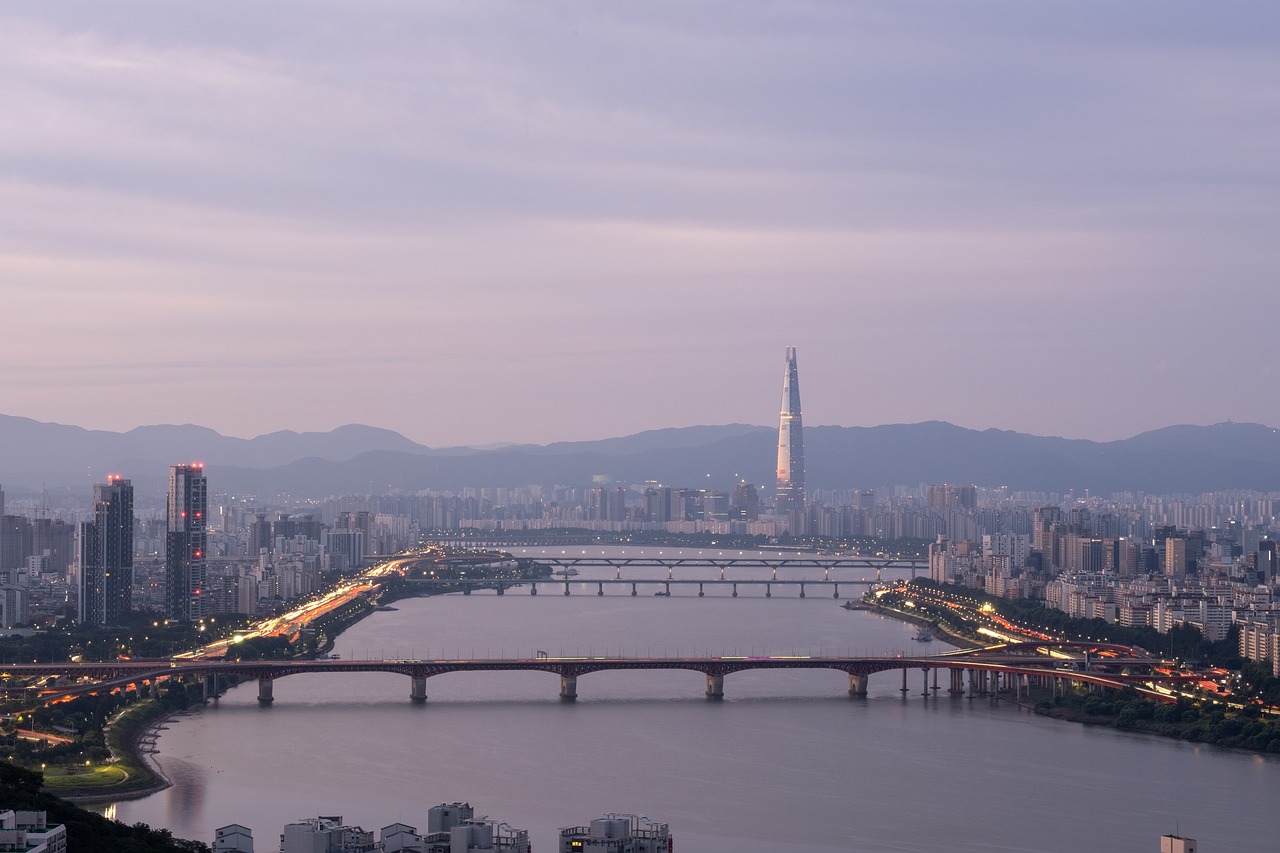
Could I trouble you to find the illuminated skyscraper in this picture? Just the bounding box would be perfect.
[166,463,208,621]
[78,476,133,626]
[775,346,805,515]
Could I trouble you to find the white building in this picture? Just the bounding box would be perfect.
[0,811,67,853]
[281,817,376,853]
[558,815,670,853]
[379,823,424,853]
[213,823,254,852]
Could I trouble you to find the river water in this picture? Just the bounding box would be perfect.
[108,549,1279,851]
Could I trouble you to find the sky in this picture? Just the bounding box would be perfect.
[2,1,1278,448]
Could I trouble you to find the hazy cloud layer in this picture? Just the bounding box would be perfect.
[2,2,1278,445]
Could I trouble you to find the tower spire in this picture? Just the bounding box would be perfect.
[775,346,805,516]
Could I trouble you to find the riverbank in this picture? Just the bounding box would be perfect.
[863,587,1280,754]
[45,699,175,803]
[859,597,983,650]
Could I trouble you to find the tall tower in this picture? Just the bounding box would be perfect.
[166,463,208,621]
[78,476,133,626]
[775,346,805,515]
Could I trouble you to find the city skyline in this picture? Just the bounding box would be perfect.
[3,3,1279,448]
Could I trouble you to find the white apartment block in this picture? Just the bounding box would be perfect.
[0,811,66,853]
[214,824,254,852]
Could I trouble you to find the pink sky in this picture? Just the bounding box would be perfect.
[2,2,1278,446]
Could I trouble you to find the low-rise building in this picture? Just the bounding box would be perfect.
[559,814,670,853]
[1160,834,1197,853]
[0,811,66,853]
[281,817,376,853]
[213,823,254,852]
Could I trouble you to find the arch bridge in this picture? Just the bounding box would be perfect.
[1,642,1195,706]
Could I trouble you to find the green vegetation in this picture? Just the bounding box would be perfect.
[874,579,1280,754]
[1239,660,1280,706]
[0,761,208,852]
[0,612,251,664]
[1035,690,1280,753]
[1,671,206,797]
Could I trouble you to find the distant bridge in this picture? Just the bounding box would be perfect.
[1,642,1194,706]
[393,553,925,597]
[400,577,873,597]
[525,556,924,573]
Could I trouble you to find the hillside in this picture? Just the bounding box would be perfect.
[1,415,1277,497]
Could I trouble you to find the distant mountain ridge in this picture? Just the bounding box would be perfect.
[0,413,1277,498]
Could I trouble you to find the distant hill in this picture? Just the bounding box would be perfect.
[1,414,1277,498]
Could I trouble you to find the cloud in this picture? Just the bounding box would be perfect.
[0,1,1277,444]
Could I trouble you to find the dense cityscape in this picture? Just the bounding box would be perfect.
[0,350,1273,851]
[4,4,1279,851]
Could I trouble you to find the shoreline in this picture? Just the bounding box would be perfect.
[54,699,177,804]
[862,593,1280,755]
[74,587,390,802]
[860,598,983,650]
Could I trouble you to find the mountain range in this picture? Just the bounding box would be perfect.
[0,413,1277,499]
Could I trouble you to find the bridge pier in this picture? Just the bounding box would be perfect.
[560,675,577,701]
[921,669,929,698]
[496,584,504,595]
[698,582,704,598]
[949,669,964,695]
[732,583,738,597]
[410,676,428,704]
[598,583,604,596]
[833,584,840,599]
[530,583,537,595]
[900,667,908,695]
[463,586,471,595]
[766,583,771,598]
[564,582,570,596]
[202,674,215,703]
[799,583,805,598]
[848,674,868,697]
[257,677,274,705]
[631,583,637,596]
[931,667,940,694]
[705,674,724,699]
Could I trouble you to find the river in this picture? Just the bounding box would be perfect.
[107,548,1279,851]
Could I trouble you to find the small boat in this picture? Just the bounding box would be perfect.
[653,590,671,596]
[554,568,580,578]
[914,627,934,642]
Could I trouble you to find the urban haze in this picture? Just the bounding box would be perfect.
[1,4,1279,853]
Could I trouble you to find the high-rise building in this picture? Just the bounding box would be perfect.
[775,346,805,515]
[1164,536,1188,579]
[1160,834,1197,853]
[0,514,32,580]
[730,483,760,520]
[78,476,134,626]
[166,464,208,621]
